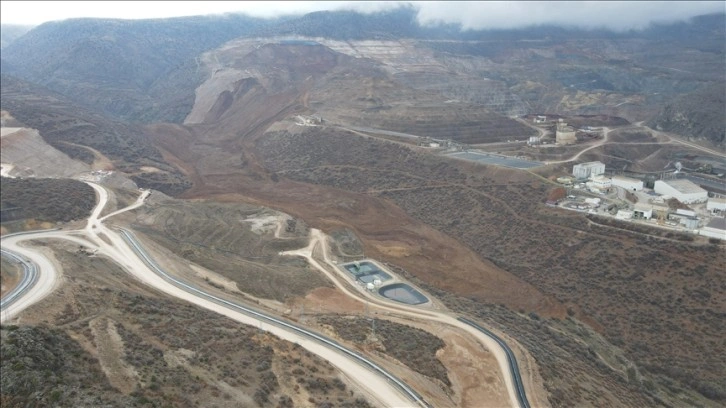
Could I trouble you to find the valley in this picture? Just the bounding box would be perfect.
[1,6,725,408]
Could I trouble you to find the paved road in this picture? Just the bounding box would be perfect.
[458,317,530,408]
[118,227,427,407]
[0,182,423,408]
[0,248,38,313]
[1,180,533,408]
[283,229,530,408]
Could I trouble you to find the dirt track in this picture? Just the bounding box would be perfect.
[0,183,419,408]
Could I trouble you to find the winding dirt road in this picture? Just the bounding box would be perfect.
[283,230,524,408]
[0,182,417,408]
[2,178,535,407]
[544,123,725,165]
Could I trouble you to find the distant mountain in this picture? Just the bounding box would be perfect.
[253,6,462,40]
[0,15,276,122]
[1,7,723,129]
[0,24,34,49]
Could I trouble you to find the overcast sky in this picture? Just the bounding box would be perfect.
[1,1,723,31]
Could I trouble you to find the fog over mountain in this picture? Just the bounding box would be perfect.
[1,1,723,32]
[414,1,725,31]
[1,3,725,408]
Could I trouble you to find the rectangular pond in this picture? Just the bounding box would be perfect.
[447,151,543,169]
[342,261,392,284]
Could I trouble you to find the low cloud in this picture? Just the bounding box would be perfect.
[1,1,723,31]
[413,1,725,31]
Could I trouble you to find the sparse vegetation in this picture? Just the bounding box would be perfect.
[133,200,330,302]
[1,325,133,407]
[0,75,192,195]
[2,242,370,407]
[255,126,726,406]
[2,9,724,407]
[318,315,451,390]
[1,177,95,224]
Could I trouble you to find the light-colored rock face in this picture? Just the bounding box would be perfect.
[183,37,453,126]
[0,126,90,178]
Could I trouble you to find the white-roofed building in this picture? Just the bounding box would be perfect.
[611,175,643,191]
[654,179,708,204]
[700,217,726,240]
[587,175,612,192]
[707,197,726,214]
[633,203,653,219]
[616,210,633,220]
[572,161,605,179]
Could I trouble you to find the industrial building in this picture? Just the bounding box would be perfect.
[670,209,700,229]
[572,161,605,179]
[611,175,643,191]
[654,179,708,204]
[586,175,612,192]
[616,210,634,220]
[633,203,653,219]
[700,217,726,240]
[707,197,726,214]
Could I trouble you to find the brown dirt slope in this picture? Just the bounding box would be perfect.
[5,240,373,408]
[142,41,724,406]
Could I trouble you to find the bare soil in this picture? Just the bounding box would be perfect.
[4,239,374,408]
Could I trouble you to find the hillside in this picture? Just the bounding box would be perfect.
[0,15,275,122]
[649,82,726,147]
[1,7,725,408]
[2,9,724,127]
[0,126,90,178]
[0,178,95,225]
[1,236,374,408]
[0,24,33,49]
[0,75,190,195]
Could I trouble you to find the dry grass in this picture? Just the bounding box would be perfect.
[132,199,331,303]
[251,126,726,406]
[2,241,371,408]
[318,315,451,391]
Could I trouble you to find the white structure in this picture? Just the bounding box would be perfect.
[676,209,696,217]
[707,197,726,213]
[611,175,643,191]
[616,210,634,220]
[587,175,612,192]
[573,161,605,179]
[670,213,699,229]
[584,197,601,206]
[556,119,577,145]
[700,217,726,240]
[654,179,708,204]
[633,203,653,219]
